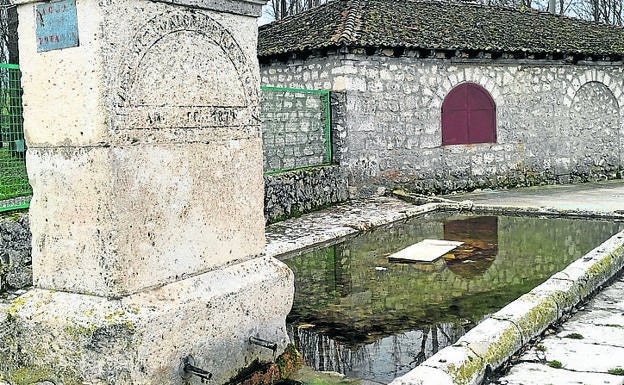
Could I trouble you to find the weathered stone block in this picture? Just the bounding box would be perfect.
[457,318,523,371]
[388,366,454,385]
[417,345,485,385]
[28,140,264,297]
[0,216,32,292]
[491,293,559,343]
[0,257,293,385]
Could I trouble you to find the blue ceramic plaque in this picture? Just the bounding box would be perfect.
[35,0,79,52]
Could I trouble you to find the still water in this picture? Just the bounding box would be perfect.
[282,214,622,384]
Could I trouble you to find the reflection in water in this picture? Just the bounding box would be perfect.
[443,216,498,278]
[283,214,622,384]
[288,322,464,383]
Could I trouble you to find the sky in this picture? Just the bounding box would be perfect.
[258,0,275,25]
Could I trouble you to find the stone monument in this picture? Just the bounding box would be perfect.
[0,0,294,383]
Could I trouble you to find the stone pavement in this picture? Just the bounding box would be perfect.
[445,179,624,215]
[492,273,624,385]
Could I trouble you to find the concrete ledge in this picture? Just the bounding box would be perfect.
[389,229,624,385]
[491,293,559,342]
[419,345,485,385]
[390,366,454,385]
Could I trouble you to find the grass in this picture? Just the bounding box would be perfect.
[608,368,624,375]
[562,333,584,339]
[547,360,563,368]
[0,147,30,201]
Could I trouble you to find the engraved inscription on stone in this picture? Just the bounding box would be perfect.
[35,0,79,52]
[116,10,258,132]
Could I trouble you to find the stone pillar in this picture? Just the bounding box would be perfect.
[21,0,268,298]
[0,0,294,383]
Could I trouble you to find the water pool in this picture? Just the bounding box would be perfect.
[282,213,623,383]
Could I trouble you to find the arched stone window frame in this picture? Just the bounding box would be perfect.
[441,82,496,145]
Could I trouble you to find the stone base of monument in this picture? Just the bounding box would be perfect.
[0,257,293,385]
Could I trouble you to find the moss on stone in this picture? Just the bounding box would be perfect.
[5,296,26,317]
[275,343,304,379]
[480,325,521,366]
[5,362,82,385]
[6,367,55,385]
[446,356,485,385]
[515,298,557,337]
[64,323,98,342]
[230,344,304,385]
[586,255,613,283]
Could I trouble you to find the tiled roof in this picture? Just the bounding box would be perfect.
[258,0,624,58]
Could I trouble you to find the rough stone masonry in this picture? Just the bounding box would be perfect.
[259,0,624,198]
[262,55,624,196]
[0,0,294,383]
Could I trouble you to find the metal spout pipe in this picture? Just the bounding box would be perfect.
[248,336,278,353]
[182,356,213,383]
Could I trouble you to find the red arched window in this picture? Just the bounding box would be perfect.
[442,83,496,145]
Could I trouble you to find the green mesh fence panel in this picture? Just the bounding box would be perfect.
[0,63,30,212]
[261,86,331,174]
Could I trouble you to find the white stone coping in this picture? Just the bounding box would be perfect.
[265,200,441,259]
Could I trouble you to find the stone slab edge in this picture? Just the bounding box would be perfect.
[388,227,624,385]
[391,189,624,220]
[265,203,441,259]
[467,203,624,220]
[265,227,358,259]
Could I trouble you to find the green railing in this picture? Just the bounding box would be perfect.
[260,86,332,174]
[0,63,30,213]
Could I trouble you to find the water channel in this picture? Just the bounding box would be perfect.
[281,213,623,384]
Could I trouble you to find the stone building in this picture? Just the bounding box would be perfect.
[258,0,624,199]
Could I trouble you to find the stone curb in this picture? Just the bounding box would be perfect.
[392,189,624,220]
[388,227,624,385]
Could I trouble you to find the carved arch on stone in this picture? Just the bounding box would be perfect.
[566,80,621,178]
[563,70,623,108]
[114,9,259,134]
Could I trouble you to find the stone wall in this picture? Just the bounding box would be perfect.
[264,165,348,223]
[0,215,31,293]
[260,54,624,196]
[261,88,331,172]
[260,77,349,222]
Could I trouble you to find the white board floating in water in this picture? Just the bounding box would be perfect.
[388,239,464,263]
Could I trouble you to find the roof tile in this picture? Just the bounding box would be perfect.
[258,0,624,58]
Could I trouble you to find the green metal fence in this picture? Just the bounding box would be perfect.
[260,86,331,174]
[0,63,30,213]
